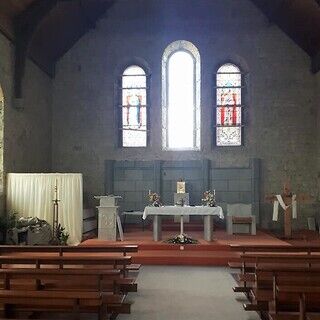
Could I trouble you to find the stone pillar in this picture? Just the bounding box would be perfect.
[153,215,162,241]
[203,215,213,241]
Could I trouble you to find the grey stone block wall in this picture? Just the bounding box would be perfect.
[210,158,260,222]
[161,161,203,205]
[111,161,156,211]
[109,159,261,224]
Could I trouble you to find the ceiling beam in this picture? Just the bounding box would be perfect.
[13,0,58,102]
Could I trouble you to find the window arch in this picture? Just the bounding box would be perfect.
[215,63,243,146]
[119,65,148,147]
[162,40,201,150]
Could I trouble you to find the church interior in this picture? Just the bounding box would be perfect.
[0,0,320,319]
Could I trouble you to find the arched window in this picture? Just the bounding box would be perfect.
[162,40,200,150]
[119,65,148,147]
[215,63,242,146]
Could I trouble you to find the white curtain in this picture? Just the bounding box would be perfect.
[6,173,83,245]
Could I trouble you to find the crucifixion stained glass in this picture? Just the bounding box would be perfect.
[215,63,242,146]
[120,65,148,147]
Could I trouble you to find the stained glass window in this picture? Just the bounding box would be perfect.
[215,63,242,146]
[162,40,201,150]
[120,65,148,147]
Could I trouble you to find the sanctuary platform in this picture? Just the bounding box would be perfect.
[82,227,320,266]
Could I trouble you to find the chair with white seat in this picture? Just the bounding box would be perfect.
[226,203,256,235]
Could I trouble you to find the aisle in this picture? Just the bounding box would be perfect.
[119,266,260,320]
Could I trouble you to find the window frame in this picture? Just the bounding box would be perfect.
[162,40,201,151]
[213,62,245,147]
[117,64,150,148]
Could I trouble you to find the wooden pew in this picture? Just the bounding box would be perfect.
[0,255,132,271]
[0,268,137,293]
[0,244,141,273]
[0,251,139,318]
[238,256,320,314]
[0,254,138,295]
[270,284,320,320]
[0,289,109,320]
[0,268,133,318]
[229,249,320,320]
[232,252,320,293]
[0,244,139,256]
[247,267,320,313]
[229,244,320,272]
[230,244,320,255]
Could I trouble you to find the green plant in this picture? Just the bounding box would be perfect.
[59,229,70,245]
[0,212,18,231]
[55,224,69,245]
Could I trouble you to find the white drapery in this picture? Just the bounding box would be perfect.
[6,173,83,245]
[272,194,297,221]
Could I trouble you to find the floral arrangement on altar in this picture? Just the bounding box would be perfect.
[148,190,162,207]
[165,233,198,244]
[164,234,198,244]
[201,190,216,207]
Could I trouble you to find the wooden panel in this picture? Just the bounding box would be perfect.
[83,219,97,234]
[83,209,95,220]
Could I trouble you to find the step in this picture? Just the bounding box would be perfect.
[131,250,236,266]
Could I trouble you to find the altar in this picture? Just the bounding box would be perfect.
[143,206,224,241]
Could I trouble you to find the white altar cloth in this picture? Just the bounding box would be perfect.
[143,206,224,220]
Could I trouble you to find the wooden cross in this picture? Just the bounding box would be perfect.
[265,182,311,239]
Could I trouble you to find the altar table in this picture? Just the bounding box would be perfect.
[143,206,224,241]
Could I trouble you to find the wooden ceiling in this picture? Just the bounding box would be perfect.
[0,0,319,96]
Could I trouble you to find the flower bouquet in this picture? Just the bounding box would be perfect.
[165,233,198,244]
[148,190,162,207]
[201,190,216,207]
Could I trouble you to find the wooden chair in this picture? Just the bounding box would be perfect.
[226,203,256,235]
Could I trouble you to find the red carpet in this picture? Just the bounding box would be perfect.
[81,228,320,266]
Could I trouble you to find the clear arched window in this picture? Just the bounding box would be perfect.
[216,63,242,146]
[119,65,148,147]
[162,41,200,150]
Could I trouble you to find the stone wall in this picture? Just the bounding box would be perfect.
[107,159,260,222]
[0,33,52,210]
[52,0,319,229]
[316,72,320,204]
